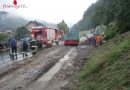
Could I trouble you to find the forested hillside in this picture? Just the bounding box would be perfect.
[73,0,130,34]
[71,0,130,90]
[0,11,27,31]
[0,11,57,32]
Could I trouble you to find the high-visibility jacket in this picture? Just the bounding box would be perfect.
[96,35,102,43]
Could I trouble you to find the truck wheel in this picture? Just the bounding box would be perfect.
[56,41,59,45]
[46,44,52,47]
[39,43,42,48]
[75,44,79,46]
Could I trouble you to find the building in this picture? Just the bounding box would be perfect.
[25,21,44,32]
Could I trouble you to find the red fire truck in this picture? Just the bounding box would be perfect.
[31,26,63,47]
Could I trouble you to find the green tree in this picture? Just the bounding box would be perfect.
[105,22,118,39]
[0,34,8,41]
[117,0,130,33]
[15,26,29,40]
[57,20,69,33]
[72,0,130,36]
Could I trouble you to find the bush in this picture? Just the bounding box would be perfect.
[0,34,9,41]
[105,22,118,40]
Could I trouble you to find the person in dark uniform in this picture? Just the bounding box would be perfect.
[91,35,96,48]
[22,39,28,58]
[10,38,17,60]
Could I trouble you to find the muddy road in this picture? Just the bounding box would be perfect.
[0,45,91,90]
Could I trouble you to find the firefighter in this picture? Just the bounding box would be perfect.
[10,38,17,60]
[96,34,103,46]
[91,35,96,48]
[22,38,28,58]
[36,32,42,48]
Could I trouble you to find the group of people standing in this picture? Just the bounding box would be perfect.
[90,34,103,48]
[9,38,29,60]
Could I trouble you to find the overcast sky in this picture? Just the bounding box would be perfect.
[0,0,97,24]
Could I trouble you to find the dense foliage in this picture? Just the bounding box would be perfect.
[57,20,69,33]
[15,26,29,40]
[73,0,130,34]
[104,22,118,40]
[0,34,9,41]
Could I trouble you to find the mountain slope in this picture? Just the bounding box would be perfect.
[0,11,27,31]
[73,31,130,90]
[72,0,130,33]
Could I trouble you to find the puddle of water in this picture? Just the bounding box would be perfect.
[0,52,33,68]
[27,48,77,90]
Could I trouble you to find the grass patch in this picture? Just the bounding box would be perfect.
[73,32,130,90]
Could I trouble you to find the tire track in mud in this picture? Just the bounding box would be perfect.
[0,46,71,90]
[26,47,77,90]
[43,46,92,90]
[0,46,62,79]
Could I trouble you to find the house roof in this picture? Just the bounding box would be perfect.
[25,21,45,27]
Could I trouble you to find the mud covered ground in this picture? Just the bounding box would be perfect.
[44,46,91,90]
[0,45,91,90]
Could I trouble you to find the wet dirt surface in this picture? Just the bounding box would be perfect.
[43,45,91,90]
[0,45,91,90]
[0,46,71,90]
[26,47,78,90]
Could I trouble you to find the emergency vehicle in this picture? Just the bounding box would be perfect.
[31,26,63,47]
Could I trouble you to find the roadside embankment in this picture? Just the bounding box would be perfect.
[72,32,130,90]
